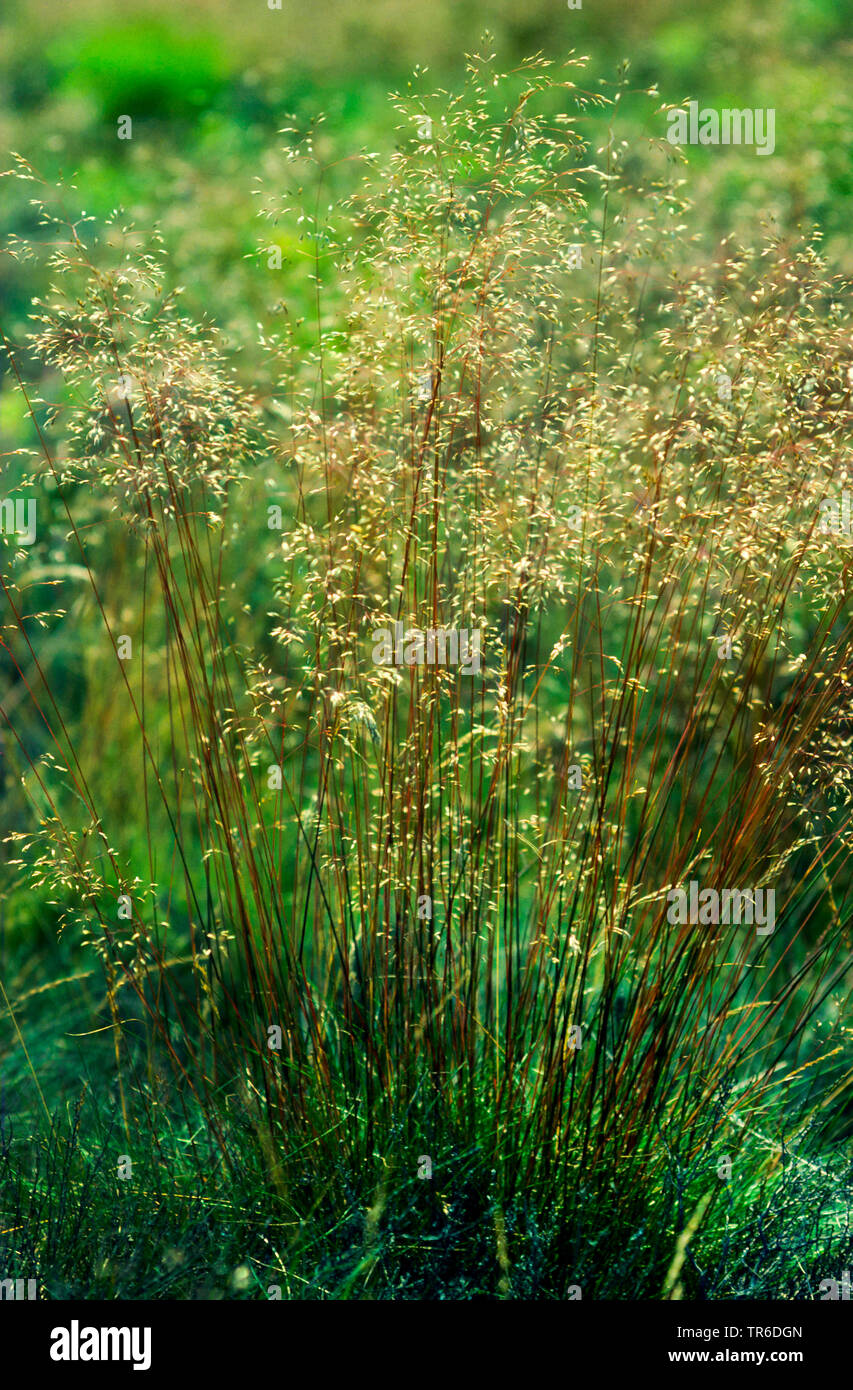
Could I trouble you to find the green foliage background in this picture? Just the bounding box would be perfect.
[0,0,851,1300]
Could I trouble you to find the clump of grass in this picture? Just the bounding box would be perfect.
[1,51,852,1298]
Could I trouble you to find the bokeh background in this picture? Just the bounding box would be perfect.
[1,0,851,345]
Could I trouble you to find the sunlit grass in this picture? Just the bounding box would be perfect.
[1,51,852,1298]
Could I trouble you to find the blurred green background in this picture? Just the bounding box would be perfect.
[1,0,851,347]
